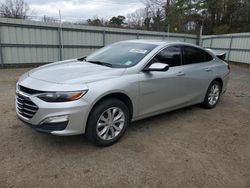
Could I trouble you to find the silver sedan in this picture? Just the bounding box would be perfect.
[16,40,230,146]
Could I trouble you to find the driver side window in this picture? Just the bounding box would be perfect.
[151,46,181,67]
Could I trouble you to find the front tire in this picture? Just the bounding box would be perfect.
[86,98,130,146]
[202,80,222,109]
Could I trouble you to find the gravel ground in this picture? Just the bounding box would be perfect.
[0,65,250,188]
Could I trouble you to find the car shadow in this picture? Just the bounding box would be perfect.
[23,104,202,151]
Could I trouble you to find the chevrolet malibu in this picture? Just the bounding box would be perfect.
[16,40,230,146]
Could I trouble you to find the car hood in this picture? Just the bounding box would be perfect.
[28,59,126,84]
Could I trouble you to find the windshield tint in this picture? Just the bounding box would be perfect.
[86,42,157,68]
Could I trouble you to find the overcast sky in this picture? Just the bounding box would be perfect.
[19,0,145,21]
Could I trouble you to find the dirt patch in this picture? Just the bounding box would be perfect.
[0,66,250,187]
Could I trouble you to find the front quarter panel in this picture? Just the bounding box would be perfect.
[83,73,139,121]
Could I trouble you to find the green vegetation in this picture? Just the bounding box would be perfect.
[1,0,249,34]
[85,0,250,34]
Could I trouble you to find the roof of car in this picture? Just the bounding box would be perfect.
[122,39,189,46]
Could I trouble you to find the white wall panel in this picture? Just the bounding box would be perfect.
[202,33,250,64]
[105,33,137,45]
[185,38,196,44]
[0,17,197,65]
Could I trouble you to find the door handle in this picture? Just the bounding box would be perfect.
[205,67,212,72]
[177,71,185,76]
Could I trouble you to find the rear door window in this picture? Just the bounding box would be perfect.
[182,46,213,65]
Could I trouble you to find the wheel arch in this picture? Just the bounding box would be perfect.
[202,77,224,103]
[213,77,223,89]
[86,91,134,127]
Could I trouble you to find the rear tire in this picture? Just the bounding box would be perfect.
[86,98,130,146]
[202,80,222,109]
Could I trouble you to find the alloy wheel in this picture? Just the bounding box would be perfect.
[208,84,220,106]
[96,107,125,140]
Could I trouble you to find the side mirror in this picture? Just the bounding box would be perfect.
[144,62,169,72]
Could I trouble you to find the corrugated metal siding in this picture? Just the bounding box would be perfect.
[138,35,163,40]
[105,33,137,45]
[202,33,250,64]
[1,26,59,45]
[185,38,197,44]
[63,48,97,60]
[211,38,231,48]
[2,47,59,64]
[0,17,198,65]
[62,30,103,46]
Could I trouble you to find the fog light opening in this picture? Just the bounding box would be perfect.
[40,115,69,125]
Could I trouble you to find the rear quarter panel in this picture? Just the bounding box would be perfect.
[212,58,230,93]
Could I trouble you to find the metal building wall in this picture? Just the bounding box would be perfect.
[0,17,197,66]
[202,33,250,64]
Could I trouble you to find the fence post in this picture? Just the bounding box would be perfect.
[58,27,63,61]
[210,38,213,48]
[0,25,4,67]
[136,32,139,39]
[199,25,203,46]
[200,38,203,46]
[103,29,106,46]
[227,36,233,62]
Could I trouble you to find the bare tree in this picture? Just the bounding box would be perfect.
[0,0,30,19]
[141,0,167,13]
[42,16,59,23]
[86,16,107,27]
[127,8,147,29]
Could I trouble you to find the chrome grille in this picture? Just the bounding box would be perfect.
[19,85,45,95]
[16,93,38,119]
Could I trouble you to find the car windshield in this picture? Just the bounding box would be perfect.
[85,42,157,68]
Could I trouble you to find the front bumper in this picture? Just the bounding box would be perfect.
[16,91,91,136]
[17,115,69,133]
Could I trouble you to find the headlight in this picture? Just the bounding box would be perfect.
[37,91,87,102]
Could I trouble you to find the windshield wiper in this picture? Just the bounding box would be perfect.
[77,57,112,67]
[87,60,113,67]
[77,56,86,61]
